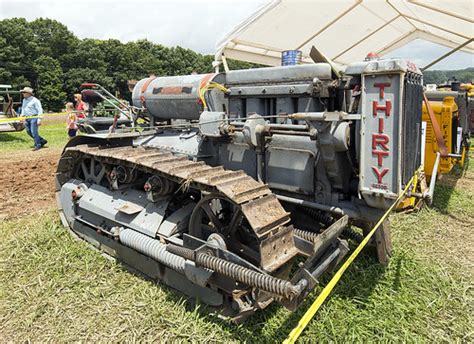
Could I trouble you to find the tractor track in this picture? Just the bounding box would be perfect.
[56,143,298,271]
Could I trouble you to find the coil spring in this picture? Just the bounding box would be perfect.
[300,207,333,227]
[167,244,304,299]
[301,207,362,242]
[342,228,364,243]
[120,229,186,274]
[293,228,319,242]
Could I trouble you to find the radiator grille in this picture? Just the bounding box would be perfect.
[401,72,423,185]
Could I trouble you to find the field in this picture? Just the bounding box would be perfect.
[0,120,473,342]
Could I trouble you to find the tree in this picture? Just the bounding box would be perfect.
[33,56,65,111]
[63,68,114,99]
[0,18,39,88]
[29,18,78,58]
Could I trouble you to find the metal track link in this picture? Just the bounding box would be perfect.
[63,144,293,269]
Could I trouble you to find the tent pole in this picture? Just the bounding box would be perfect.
[421,38,474,71]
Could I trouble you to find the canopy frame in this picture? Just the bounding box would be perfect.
[215,0,474,69]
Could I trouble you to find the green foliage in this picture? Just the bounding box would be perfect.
[29,18,78,58]
[0,18,38,88]
[33,56,66,111]
[423,67,474,84]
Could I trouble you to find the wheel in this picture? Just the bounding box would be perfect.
[76,157,107,185]
[189,194,260,264]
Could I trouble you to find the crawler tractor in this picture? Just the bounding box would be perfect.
[56,58,423,321]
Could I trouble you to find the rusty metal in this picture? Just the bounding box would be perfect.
[294,228,321,242]
[166,244,307,299]
[309,215,349,256]
[63,144,296,272]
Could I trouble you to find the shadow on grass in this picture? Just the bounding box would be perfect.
[430,157,472,223]
[0,132,28,144]
[107,240,388,342]
[155,249,387,342]
[238,252,388,342]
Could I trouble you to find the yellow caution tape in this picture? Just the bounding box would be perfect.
[0,112,67,123]
[283,173,417,344]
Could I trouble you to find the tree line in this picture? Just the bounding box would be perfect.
[422,68,473,85]
[0,18,257,111]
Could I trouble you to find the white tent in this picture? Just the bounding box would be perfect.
[215,0,474,69]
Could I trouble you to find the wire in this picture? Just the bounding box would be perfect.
[199,81,230,110]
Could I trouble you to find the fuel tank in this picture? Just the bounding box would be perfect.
[132,73,218,120]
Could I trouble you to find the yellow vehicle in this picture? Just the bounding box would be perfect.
[422,95,466,180]
[399,93,469,210]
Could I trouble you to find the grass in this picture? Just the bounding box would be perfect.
[0,119,69,151]
[0,127,473,342]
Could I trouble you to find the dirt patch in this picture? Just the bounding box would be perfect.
[0,148,61,220]
[43,113,68,125]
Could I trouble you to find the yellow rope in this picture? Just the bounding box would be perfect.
[0,112,67,123]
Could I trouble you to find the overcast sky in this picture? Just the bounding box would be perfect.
[1,0,472,70]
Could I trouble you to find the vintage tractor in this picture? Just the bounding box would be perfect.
[56,57,423,321]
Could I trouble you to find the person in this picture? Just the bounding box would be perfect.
[74,93,87,119]
[65,102,78,138]
[20,87,47,151]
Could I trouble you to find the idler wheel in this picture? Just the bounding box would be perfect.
[76,157,106,185]
[189,194,260,265]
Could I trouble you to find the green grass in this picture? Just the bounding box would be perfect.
[0,122,68,151]
[0,144,473,342]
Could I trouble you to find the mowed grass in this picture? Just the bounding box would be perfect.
[1,142,473,341]
[0,117,69,151]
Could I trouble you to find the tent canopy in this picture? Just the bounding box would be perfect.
[215,0,474,68]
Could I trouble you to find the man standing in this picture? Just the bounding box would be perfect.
[20,87,47,151]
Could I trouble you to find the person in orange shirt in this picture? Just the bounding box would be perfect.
[74,93,87,119]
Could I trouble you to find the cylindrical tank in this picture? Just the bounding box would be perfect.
[132,73,217,120]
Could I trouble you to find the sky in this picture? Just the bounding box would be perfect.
[1,0,473,70]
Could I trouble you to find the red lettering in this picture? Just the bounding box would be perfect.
[374,82,391,99]
[373,100,392,117]
[372,150,389,166]
[369,82,392,187]
[372,133,389,151]
[372,166,389,183]
[378,117,384,133]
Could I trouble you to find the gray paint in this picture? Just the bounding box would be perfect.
[77,184,168,237]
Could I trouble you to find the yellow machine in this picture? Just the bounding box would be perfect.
[461,83,474,97]
[398,95,466,210]
[422,96,462,179]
